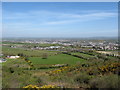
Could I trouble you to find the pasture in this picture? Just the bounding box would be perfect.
[2,46,59,57]
[29,54,85,65]
[71,52,95,58]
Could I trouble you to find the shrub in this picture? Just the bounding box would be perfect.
[74,73,90,84]
[98,63,120,74]
[25,57,29,61]
[9,67,14,73]
[89,74,119,88]
[42,53,48,59]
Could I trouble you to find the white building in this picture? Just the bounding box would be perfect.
[0,59,7,63]
[8,56,20,59]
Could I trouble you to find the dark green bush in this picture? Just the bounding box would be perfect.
[74,73,90,84]
[89,74,119,88]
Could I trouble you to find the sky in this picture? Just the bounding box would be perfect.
[2,2,118,38]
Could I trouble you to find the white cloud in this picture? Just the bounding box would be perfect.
[3,10,117,26]
[2,9,117,37]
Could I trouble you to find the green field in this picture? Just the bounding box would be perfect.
[2,46,58,57]
[2,41,61,47]
[71,52,95,58]
[29,54,85,65]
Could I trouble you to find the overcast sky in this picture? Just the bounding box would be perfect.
[2,2,118,38]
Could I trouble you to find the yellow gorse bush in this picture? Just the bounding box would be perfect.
[23,84,39,88]
[40,85,58,88]
[24,59,34,68]
[98,63,120,73]
[49,66,69,74]
[23,84,59,89]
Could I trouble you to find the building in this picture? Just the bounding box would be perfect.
[8,56,20,59]
[0,59,7,63]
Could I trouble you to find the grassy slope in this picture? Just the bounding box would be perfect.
[2,58,39,88]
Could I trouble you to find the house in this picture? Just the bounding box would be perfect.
[8,56,20,59]
[0,58,7,63]
[0,54,3,56]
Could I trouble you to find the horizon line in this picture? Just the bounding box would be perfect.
[2,36,118,38]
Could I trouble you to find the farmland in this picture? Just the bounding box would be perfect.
[1,39,120,89]
[2,46,59,57]
[29,54,85,65]
[71,52,95,58]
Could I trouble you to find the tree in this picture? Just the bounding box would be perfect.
[18,53,24,57]
[25,57,29,61]
[42,53,48,59]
